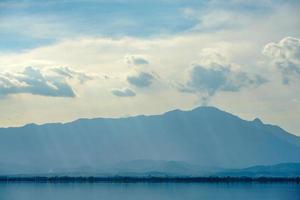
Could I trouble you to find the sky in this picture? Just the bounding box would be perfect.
[0,0,300,135]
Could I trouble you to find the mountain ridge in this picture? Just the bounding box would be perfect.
[0,106,268,130]
[0,106,299,174]
[1,106,298,139]
[1,161,299,178]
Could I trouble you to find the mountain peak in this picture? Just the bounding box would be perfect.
[253,118,263,125]
[163,106,225,117]
[191,106,221,112]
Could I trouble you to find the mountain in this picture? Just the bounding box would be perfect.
[103,159,212,177]
[0,106,299,175]
[215,163,300,177]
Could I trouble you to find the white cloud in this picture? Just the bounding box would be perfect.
[180,50,267,103]
[0,66,93,98]
[263,37,300,84]
[125,55,149,66]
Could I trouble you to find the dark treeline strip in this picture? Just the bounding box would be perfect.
[0,176,299,183]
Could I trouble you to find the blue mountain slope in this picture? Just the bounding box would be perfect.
[0,106,299,174]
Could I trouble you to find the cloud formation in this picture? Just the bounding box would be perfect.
[127,72,155,87]
[0,66,92,98]
[111,88,136,97]
[180,50,267,102]
[185,65,265,94]
[263,37,300,84]
[125,55,149,66]
[51,66,94,83]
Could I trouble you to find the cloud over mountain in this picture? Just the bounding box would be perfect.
[263,37,300,84]
[185,65,265,95]
[180,50,267,102]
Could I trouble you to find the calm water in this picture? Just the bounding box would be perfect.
[0,182,299,200]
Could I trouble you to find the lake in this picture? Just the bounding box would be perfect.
[0,182,299,200]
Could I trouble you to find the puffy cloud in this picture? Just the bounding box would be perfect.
[111,88,136,97]
[180,50,267,102]
[125,55,149,66]
[263,37,300,84]
[127,72,155,88]
[0,66,93,98]
[185,65,265,94]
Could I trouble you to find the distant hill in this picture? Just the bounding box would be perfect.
[0,106,299,175]
[215,162,300,177]
[1,160,300,178]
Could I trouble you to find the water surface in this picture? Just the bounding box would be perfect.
[0,182,299,200]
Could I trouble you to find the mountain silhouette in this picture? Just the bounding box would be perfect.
[0,106,299,175]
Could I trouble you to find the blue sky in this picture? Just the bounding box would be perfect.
[1,0,202,51]
[0,0,300,135]
[0,0,284,52]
